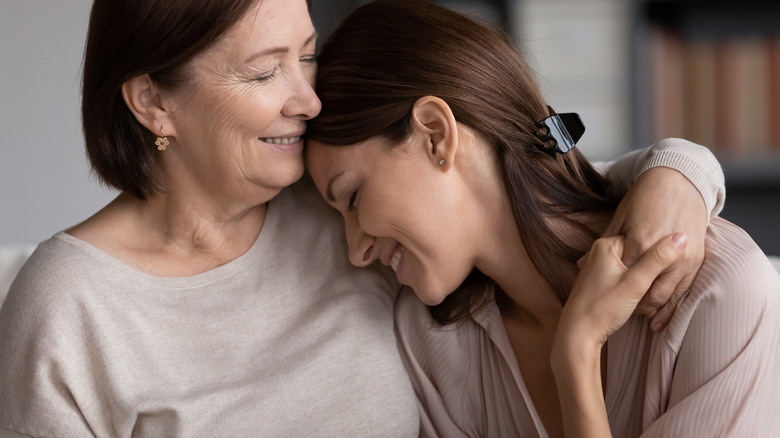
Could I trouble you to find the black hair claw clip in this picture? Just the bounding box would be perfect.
[534,112,585,155]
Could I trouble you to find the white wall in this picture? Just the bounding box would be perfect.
[0,0,115,246]
[514,0,631,161]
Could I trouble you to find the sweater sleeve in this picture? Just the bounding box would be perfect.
[592,138,725,220]
[0,247,98,438]
[640,219,780,436]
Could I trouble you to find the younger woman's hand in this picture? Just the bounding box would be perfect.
[560,233,688,348]
[551,233,686,438]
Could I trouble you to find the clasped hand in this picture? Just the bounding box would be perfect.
[561,233,688,348]
[600,167,710,331]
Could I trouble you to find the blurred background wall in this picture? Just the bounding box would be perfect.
[2,0,778,254]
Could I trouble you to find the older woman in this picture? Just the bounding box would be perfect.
[0,0,726,436]
[305,1,780,436]
[0,0,416,436]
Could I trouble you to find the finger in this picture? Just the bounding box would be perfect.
[601,201,629,238]
[649,273,695,331]
[650,301,675,332]
[634,272,679,314]
[588,236,626,265]
[620,235,645,268]
[624,233,687,293]
[601,217,623,238]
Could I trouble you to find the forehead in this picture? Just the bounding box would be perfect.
[306,140,380,185]
[203,0,314,61]
[306,140,358,175]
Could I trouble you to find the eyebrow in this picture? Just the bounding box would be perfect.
[326,171,345,203]
[245,31,318,63]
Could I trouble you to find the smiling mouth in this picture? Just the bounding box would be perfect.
[390,245,404,272]
[260,136,302,145]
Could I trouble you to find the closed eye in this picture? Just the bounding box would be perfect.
[253,69,276,83]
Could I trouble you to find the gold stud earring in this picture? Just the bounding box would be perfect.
[155,126,169,151]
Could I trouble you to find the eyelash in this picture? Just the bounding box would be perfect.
[253,72,275,83]
[253,55,316,83]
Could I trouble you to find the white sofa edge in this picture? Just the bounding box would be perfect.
[0,245,36,307]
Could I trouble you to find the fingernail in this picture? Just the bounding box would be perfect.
[671,233,687,249]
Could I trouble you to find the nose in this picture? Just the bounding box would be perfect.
[344,214,376,268]
[282,64,322,120]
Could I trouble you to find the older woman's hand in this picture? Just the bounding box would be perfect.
[600,167,709,331]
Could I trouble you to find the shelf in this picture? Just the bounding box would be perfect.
[632,0,780,172]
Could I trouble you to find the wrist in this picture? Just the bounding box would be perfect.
[550,321,603,376]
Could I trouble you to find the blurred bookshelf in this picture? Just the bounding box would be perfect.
[631,0,780,255]
[313,0,779,255]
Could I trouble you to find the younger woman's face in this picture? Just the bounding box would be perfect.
[306,136,479,305]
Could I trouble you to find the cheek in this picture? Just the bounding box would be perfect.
[419,230,478,300]
[203,81,280,129]
[222,88,277,130]
[403,231,466,293]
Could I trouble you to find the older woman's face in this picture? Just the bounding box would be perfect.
[166,0,320,202]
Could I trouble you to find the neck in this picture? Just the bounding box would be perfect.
[131,181,272,253]
[458,128,612,324]
[478,203,612,327]
[85,186,270,277]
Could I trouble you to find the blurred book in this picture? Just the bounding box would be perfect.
[648,27,780,160]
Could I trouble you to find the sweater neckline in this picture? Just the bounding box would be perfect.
[54,200,279,289]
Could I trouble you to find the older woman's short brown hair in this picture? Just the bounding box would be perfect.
[81,0,304,199]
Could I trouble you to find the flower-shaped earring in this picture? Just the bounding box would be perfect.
[155,126,169,151]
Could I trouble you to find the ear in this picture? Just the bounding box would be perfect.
[410,96,458,170]
[121,74,176,138]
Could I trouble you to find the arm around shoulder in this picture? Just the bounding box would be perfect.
[597,138,725,219]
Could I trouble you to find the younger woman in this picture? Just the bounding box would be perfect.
[305,1,780,436]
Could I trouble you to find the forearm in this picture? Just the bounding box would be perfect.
[595,138,725,219]
[551,331,612,438]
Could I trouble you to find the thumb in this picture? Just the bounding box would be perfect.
[624,233,687,292]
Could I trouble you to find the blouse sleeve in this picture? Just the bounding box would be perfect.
[592,138,725,220]
[640,218,780,436]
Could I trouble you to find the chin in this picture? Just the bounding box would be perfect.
[286,164,306,186]
[415,288,449,306]
[276,160,306,188]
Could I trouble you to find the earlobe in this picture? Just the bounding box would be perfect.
[121,74,175,138]
[410,96,458,170]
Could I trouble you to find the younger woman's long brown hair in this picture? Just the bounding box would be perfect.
[308,0,619,324]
